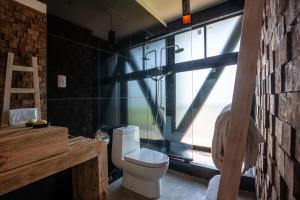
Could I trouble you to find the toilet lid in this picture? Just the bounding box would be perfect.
[124,148,169,168]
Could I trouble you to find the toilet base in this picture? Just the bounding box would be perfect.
[122,172,161,199]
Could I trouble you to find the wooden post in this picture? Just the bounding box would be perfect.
[217,0,264,199]
[2,53,14,125]
[72,142,108,200]
[32,56,41,119]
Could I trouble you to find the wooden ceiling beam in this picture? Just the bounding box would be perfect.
[136,0,168,27]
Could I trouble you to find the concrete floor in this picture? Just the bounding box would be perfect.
[109,170,256,200]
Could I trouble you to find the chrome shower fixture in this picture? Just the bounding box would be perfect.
[142,45,184,127]
[142,50,157,70]
[153,45,185,126]
[142,57,150,61]
[175,47,184,53]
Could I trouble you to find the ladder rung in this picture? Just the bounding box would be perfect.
[11,88,35,94]
[12,65,34,72]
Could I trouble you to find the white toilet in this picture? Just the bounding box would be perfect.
[112,126,169,199]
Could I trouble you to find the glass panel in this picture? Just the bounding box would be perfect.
[175,69,210,127]
[127,77,165,151]
[181,65,237,147]
[126,46,143,73]
[175,27,205,63]
[147,77,165,102]
[129,80,144,98]
[105,54,118,77]
[100,98,119,127]
[191,28,205,60]
[207,15,242,57]
[125,61,132,74]
[128,98,148,140]
[147,96,164,151]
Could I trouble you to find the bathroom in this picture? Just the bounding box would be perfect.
[1,0,299,199]
[46,0,253,199]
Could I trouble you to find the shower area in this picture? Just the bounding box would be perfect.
[99,14,242,166]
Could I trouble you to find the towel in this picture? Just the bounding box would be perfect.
[9,108,37,125]
[211,104,264,173]
[205,175,221,200]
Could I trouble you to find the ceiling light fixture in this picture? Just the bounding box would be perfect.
[182,0,191,25]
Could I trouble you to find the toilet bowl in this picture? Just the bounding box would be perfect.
[112,126,169,199]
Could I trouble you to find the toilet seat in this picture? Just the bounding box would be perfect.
[124,148,169,168]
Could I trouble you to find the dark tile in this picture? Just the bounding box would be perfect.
[47,99,94,137]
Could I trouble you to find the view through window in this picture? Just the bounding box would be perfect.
[125,15,242,163]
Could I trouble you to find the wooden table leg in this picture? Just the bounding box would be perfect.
[72,143,108,200]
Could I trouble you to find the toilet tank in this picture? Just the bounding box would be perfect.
[112,126,140,169]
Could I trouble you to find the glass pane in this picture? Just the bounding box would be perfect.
[105,54,118,77]
[126,46,143,73]
[147,95,164,151]
[128,98,148,140]
[147,77,165,102]
[175,71,193,128]
[191,28,205,60]
[182,65,237,147]
[175,27,204,63]
[175,69,210,127]
[207,16,242,57]
[129,80,144,98]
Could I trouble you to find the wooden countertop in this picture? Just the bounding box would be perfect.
[0,135,108,200]
[0,125,68,173]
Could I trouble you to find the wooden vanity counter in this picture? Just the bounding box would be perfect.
[0,125,68,173]
[0,126,108,200]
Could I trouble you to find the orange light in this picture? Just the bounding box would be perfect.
[182,15,191,25]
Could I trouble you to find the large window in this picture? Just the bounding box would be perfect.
[180,65,237,147]
[171,15,241,149]
[123,15,242,160]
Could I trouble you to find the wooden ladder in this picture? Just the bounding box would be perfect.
[1,52,41,125]
[217,0,264,199]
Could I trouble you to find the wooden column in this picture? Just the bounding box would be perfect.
[2,53,13,125]
[217,0,264,199]
[72,142,108,200]
[32,56,41,119]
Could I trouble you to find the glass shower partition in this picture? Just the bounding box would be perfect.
[125,39,167,153]
[118,14,242,164]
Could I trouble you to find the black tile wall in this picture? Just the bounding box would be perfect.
[47,36,97,99]
[47,15,124,138]
[40,15,127,200]
[47,99,94,137]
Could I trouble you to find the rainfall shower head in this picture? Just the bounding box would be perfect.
[175,48,184,53]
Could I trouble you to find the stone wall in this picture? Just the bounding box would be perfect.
[255,0,300,199]
[0,0,46,123]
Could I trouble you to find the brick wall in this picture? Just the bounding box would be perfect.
[255,0,300,199]
[0,0,46,123]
